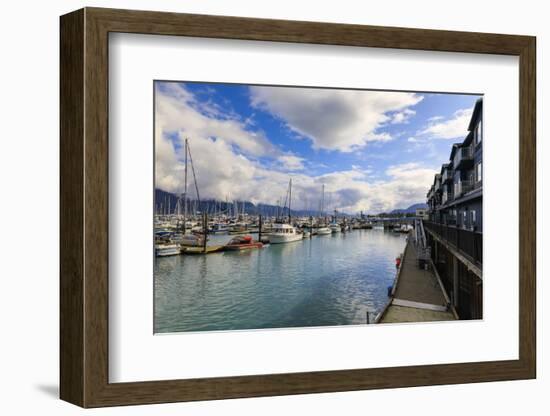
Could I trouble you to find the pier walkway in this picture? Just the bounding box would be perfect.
[377,234,456,324]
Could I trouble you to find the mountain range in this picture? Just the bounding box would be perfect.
[390,203,428,215]
[155,188,426,217]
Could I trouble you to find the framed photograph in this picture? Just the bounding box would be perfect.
[60,7,536,407]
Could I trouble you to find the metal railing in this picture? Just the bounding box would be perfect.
[442,189,454,205]
[453,146,473,167]
[424,221,482,266]
[454,179,474,197]
[441,168,452,183]
[415,219,431,262]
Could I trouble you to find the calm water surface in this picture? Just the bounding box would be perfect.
[155,229,406,333]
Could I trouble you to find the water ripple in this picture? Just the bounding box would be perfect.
[155,230,406,333]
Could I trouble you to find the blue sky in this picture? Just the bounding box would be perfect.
[155,81,480,213]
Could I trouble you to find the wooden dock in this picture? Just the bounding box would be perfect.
[182,245,224,255]
[376,234,457,323]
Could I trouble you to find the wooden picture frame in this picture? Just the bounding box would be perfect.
[60,7,536,408]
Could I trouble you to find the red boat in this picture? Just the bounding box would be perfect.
[224,235,263,251]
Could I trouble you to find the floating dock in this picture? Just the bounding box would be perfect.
[182,245,224,255]
[376,230,457,323]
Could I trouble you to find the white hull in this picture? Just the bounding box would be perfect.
[267,233,303,244]
[317,227,331,235]
[155,244,180,257]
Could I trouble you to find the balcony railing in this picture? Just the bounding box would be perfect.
[441,168,452,183]
[424,221,482,266]
[454,179,474,197]
[453,146,474,168]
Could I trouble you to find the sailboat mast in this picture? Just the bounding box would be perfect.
[183,138,188,233]
[321,184,325,219]
[288,179,292,224]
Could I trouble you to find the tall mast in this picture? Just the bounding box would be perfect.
[288,178,292,224]
[183,138,188,232]
[321,184,325,218]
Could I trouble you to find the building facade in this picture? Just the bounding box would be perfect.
[424,98,483,320]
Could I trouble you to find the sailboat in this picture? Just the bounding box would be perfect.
[329,209,341,233]
[317,184,331,235]
[178,138,206,247]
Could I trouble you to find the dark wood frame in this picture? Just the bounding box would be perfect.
[60,7,536,408]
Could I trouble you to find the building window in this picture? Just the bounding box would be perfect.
[475,121,482,144]
[476,162,482,182]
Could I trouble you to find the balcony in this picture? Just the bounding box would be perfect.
[441,166,453,183]
[434,174,442,190]
[453,146,474,169]
[442,190,454,205]
[454,179,474,198]
[427,186,435,200]
[424,221,482,266]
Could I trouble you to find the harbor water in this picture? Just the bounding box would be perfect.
[154,229,407,333]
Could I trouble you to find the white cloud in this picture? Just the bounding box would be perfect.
[278,155,306,171]
[298,163,436,214]
[155,83,434,214]
[250,86,423,152]
[418,108,472,140]
[156,83,276,158]
[391,108,416,124]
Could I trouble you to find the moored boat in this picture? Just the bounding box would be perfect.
[329,223,341,233]
[317,227,332,235]
[265,223,303,244]
[209,223,229,234]
[180,234,206,247]
[155,243,180,257]
[224,235,263,251]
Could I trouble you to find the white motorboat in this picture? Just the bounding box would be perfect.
[209,223,229,234]
[329,223,341,233]
[316,227,332,235]
[155,243,180,257]
[265,223,303,244]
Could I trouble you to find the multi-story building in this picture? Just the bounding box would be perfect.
[424,98,483,320]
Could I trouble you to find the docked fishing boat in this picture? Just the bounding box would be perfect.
[329,222,341,233]
[266,223,303,244]
[224,235,263,251]
[155,243,180,257]
[180,234,206,247]
[317,226,332,235]
[209,223,229,234]
[229,222,253,234]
